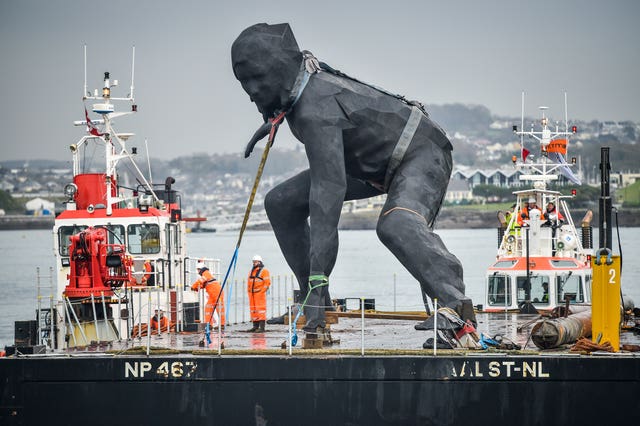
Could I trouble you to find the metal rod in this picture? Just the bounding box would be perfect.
[288,296,293,356]
[137,289,142,340]
[100,291,112,339]
[271,276,275,319]
[90,294,101,342]
[361,297,365,357]
[520,91,525,149]
[564,92,569,134]
[599,147,612,250]
[36,267,42,345]
[277,275,281,317]
[218,315,222,356]
[284,276,288,319]
[49,267,54,349]
[156,289,161,335]
[145,139,153,185]
[234,278,238,324]
[117,295,122,341]
[433,298,438,356]
[62,297,77,346]
[66,297,88,344]
[241,279,246,323]
[146,291,151,356]
[130,45,136,100]
[83,44,87,99]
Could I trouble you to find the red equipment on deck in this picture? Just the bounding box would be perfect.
[65,227,133,298]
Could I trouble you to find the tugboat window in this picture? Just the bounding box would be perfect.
[488,275,511,306]
[556,274,584,303]
[550,260,578,268]
[96,225,125,247]
[518,275,550,304]
[127,224,161,254]
[493,260,518,268]
[58,225,87,256]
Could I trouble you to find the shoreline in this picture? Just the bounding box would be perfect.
[339,207,640,230]
[2,208,640,231]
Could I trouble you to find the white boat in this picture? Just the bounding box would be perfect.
[484,98,593,313]
[45,49,219,350]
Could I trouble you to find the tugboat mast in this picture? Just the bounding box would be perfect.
[599,147,612,250]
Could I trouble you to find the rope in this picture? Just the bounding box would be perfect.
[291,276,328,346]
[206,112,286,346]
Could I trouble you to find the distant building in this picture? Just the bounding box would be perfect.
[445,178,473,203]
[451,168,521,188]
[612,172,640,188]
[25,197,55,216]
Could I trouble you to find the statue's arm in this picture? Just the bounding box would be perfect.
[304,126,346,277]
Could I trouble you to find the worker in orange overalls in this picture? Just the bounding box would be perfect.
[247,255,271,332]
[150,306,169,332]
[141,260,155,286]
[191,261,225,327]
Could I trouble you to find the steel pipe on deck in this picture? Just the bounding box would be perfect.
[531,309,592,349]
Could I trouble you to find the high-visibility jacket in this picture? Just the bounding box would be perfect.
[141,261,155,286]
[544,206,565,222]
[191,268,225,326]
[517,205,540,225]
[247,265,271,322]
[150,314,169,331]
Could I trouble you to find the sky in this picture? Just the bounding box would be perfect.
[1,0,639,162]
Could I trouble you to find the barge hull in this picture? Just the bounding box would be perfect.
[2,355,640,425]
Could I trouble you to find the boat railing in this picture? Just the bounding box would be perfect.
[35,267,56,349]
[499,212,586,260]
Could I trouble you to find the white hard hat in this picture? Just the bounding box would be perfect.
[155,305,163,311]
[528,197,536,203]
[252,255,263,262]
[196,261,206,270]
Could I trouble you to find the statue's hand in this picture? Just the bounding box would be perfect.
[244,121,272,158]
[244,140,256,159]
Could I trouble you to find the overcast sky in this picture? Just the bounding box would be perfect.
[1,0,638,162]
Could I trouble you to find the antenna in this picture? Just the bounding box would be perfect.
[520,91,525,149]
[145,138,153,184]
[129,45,136,101]
[564,92,568,134]
[83,44,87,99]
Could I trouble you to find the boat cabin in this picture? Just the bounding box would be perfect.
[485,189,592,312]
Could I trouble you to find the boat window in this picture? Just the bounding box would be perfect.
[550,260,578,268]
[556,273,584,303]
[58,225,88,256]
[96,225,126,247]
[127,224,161,254]
[492,260,518,268]
[530,277,551,305]
[517,275,551,304]
[487,275,511,306]
[173,225,181,255]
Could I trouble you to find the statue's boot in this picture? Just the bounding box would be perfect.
[415,297,476,330]
[302,282,328,333]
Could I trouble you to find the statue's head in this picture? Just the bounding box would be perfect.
[232,23,302,118]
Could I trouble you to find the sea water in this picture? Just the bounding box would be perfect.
[1,228,639,348]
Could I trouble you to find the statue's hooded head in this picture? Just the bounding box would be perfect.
[232,23,302,119]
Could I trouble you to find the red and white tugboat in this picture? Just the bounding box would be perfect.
[484,99,592,313]
[47,50,217,349]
